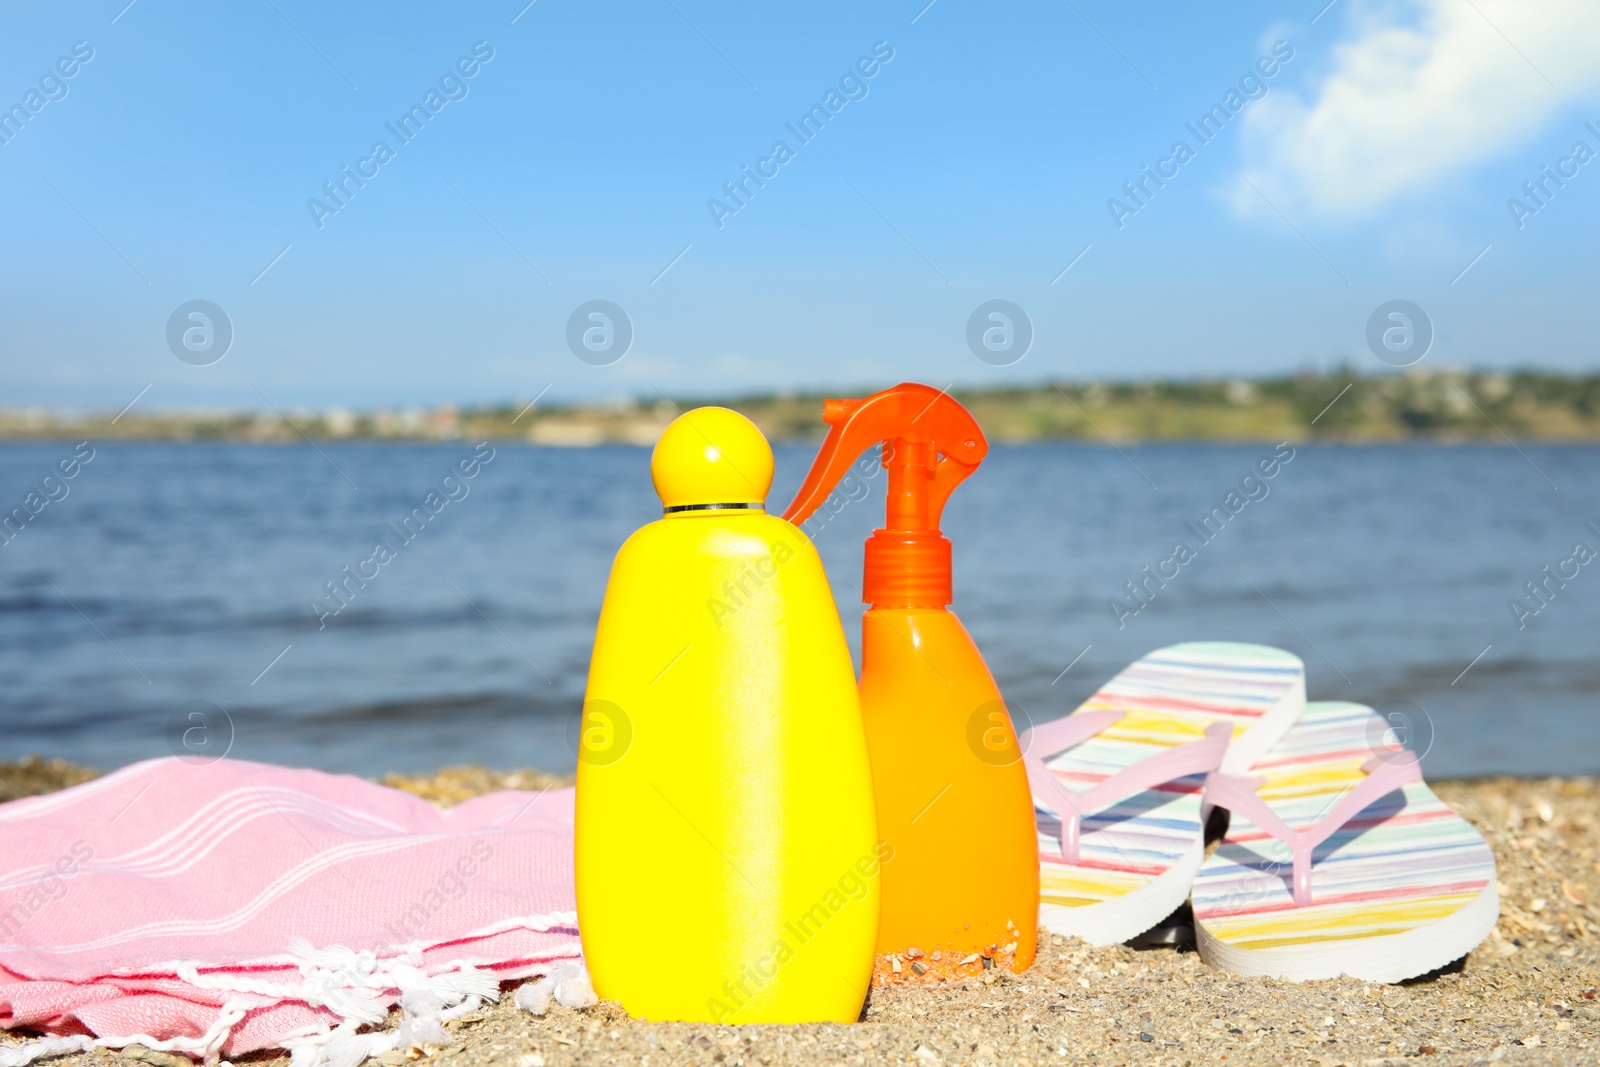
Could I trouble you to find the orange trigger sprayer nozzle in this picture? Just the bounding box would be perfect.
[781,382,987,609]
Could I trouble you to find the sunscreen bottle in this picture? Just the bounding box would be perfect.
[782,384,1038,974]
[576,407,881,1023]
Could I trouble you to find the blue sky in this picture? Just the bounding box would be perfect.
[3,0,1598,410]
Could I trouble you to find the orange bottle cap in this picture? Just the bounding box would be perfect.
[781,383,987,608]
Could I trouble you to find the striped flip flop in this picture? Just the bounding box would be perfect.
[1022,643,1306,946]
[1192,701,1499,982]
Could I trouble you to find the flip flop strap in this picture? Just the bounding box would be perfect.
[1203,752,1424,906]
[1022,711,1232,863]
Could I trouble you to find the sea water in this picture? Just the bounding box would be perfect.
[1,441,1596,778]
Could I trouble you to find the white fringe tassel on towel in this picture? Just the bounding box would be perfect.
[0,911,583,1067]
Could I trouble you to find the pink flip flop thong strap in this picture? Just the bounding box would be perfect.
[1021,713,1232,863]
[1202,752,1425,906]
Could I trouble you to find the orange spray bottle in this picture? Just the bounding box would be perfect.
[782,383,1038,974]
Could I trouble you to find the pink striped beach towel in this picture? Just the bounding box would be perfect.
[0,757,581,1066]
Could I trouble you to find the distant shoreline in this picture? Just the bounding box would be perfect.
[6,371,1600,445]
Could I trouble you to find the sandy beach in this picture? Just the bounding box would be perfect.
[3,760,1596,1067]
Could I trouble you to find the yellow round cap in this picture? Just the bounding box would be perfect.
[650,407,773,509]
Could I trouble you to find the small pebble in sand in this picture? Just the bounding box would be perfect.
[905,947,924,959]
[118,1044,190,1067]
[911,961,929,976]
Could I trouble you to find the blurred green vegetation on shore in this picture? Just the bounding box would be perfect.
[6,369,1600,445]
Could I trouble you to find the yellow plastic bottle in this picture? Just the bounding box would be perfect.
[575,407,881,1023]
[782,384,1039,976]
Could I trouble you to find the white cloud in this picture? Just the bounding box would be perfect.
[1233,0,1600,220]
